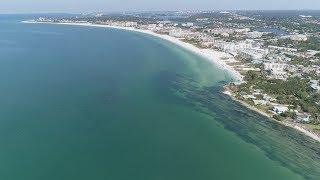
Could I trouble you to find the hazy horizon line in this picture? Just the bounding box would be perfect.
[1,9,320,15]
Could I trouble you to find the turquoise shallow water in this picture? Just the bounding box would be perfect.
[0,16,319,180]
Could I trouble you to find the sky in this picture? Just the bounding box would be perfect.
[1,0,320,13]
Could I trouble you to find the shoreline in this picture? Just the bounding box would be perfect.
[23,20,320,143]
[224,88,320,143]
[22,20,243,82]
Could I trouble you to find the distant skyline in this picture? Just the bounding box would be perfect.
[1,0,320,14]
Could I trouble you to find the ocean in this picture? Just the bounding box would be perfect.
[0,15,319,180]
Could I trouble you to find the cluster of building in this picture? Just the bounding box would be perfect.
[240,88,314,123]
[98,20,138,27]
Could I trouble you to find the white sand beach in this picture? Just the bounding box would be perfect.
[23,21,243,82]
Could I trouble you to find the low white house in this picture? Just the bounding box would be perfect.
[296,113,312,123]
[242,94,256,100]
[263,62,288,79]
[310,80,320,91]
[181,22,194,27]
[273,106,288,114]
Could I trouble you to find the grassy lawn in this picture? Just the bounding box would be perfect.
[306,124,320,133]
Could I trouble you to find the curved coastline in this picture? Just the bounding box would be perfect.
[22,21,243,82]
[22,20,320,143]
